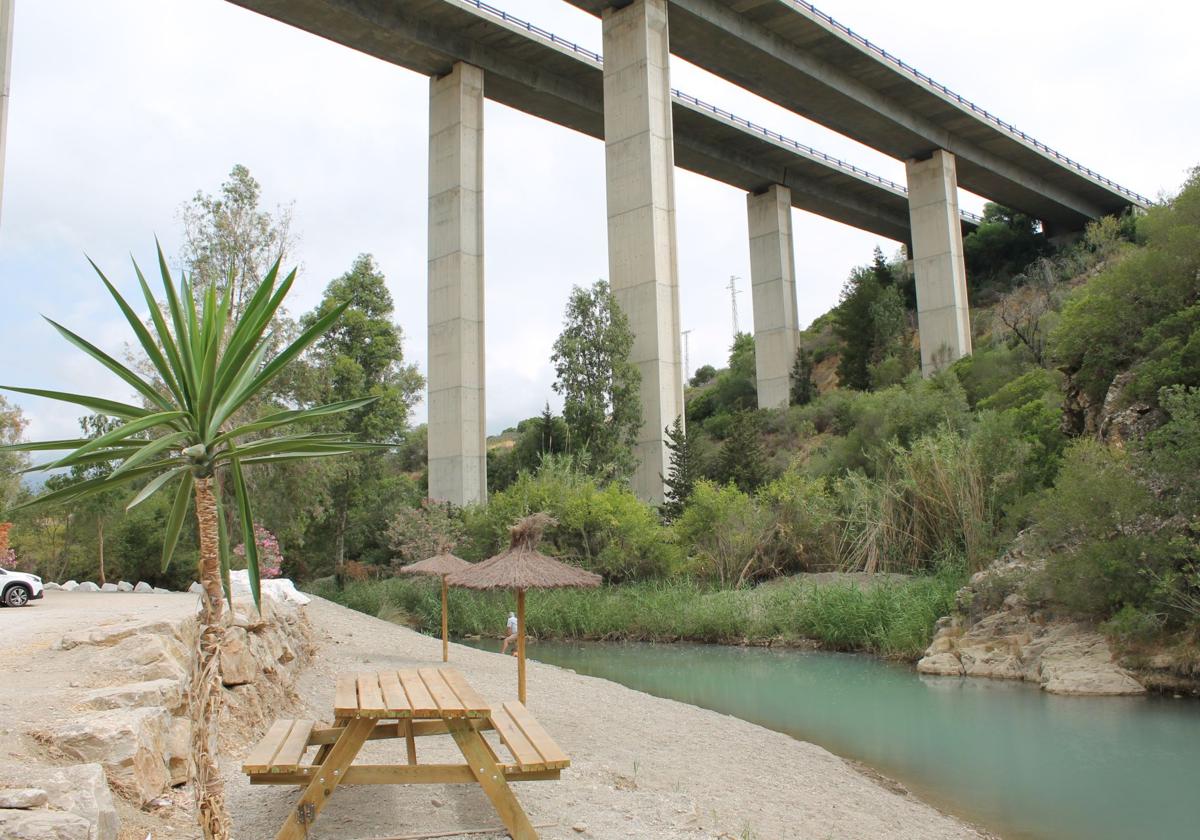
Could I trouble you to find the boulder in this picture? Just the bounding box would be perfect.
[93,633,188,683]
[187,581,204,595]
[0,809,92,840]
[43,582,62,591]
[152,587,170,595]
[81,678,185,713]
[219,626,258,686]
[133,582,153,593]
[116,581,134,593]
[36,707,174,804]
[167,716,190,785]
[1036,629,1146,696]
[0,788,47,809]
[99,583,118,593]
[76,582,100,592]
[60,580,79,592]
[916,652,964,677]
[0,763,118,840]
[56,618,185,651]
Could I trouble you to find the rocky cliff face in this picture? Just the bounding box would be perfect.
[916,548,1147,696]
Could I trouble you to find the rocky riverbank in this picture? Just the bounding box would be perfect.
[917,547,1199,696]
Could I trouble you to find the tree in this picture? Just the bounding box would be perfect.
[833,266,881,390]
[0,395,28,513]
[66,414,123,585]
[690,364,717,387]
[661,415,700,520]
[180,164,295,320]
[714,411,769,493]
[996,258,1058,366]
[551,281,642,479]
[790,347,816,406]
[964,202,1050,296]
[1,248,374,839]
[300,254,423,575]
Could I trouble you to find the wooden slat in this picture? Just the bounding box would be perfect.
[378,670,412,717]
[397,669,439,717]
[419,668,466,717]
[242,718,293,774]
[503,701,570,769]
[357,672,387,717]
[440,668,491,716]
[333,674,358,716]
[273,719,315,772]
[249,765,562,785]
[490,708,544,771]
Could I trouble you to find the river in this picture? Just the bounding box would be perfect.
[465,639,1200,840]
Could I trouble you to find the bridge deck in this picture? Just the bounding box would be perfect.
[227,0,975,244]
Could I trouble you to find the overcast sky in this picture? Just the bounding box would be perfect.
[2,0,1196,444]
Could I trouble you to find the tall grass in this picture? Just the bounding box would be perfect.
[306,566,964,660]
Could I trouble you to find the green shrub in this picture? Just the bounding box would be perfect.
[756,470,839,572]
[673,481,771,586]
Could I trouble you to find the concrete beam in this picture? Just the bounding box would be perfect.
[906,150,972,374]
[0,0,13,226]
[602,0,683,504]
[427,62,487,507]
[747,185,799,409]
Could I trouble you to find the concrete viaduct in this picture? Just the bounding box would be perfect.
[0,0,1149,506]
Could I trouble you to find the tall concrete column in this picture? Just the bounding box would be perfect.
[602,0,683,504]
[905,149,972,374]
[747,185,799,408]
[427,62,486,507]
[0,0,14,226]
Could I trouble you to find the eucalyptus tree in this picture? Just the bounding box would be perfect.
[0,247,375,840]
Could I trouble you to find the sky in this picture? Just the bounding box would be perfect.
[1,0,1197,444]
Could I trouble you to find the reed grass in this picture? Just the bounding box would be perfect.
[306,565,963,660]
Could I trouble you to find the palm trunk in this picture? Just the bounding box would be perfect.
[97,519,105,587]
[191,476,229,840]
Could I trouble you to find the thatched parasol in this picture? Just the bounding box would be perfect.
[400,548,473,662]
[447,513,601,702]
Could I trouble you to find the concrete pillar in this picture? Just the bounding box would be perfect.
[0,0,13,226]
[427,62,487,507]
[602,0,683,504]
[747,185,799,409]
[906,149,972,374]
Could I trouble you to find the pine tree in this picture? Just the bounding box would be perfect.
[715,411,768,493]
[790,347,816,406]
[661,416,699,520]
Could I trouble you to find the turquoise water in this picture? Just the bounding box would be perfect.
[467,639,1200,840]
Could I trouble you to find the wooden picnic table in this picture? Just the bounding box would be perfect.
[243,667,568,840]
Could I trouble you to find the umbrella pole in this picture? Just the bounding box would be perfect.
[441,576,449,663]
[517,588,526,704]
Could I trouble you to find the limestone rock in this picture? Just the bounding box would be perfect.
[0,763,118,840]
[93,633,188,683]
[0,788,47,809]
[916,652,964,677]
[61,580,79,591]
[152,587,170,594]
[133,582,153,593]
[57,618,185,651]
[1036,630,1146,696]
[187,581,203,595]
[219,626,258,686]
[116,581,133,592]
[43,582,62,591]
[0,809,92,839]
[99,583,118,593]
[77,582,100,592]
[167,716,190,785]
[81,678,185,714]
[37,707,173,804]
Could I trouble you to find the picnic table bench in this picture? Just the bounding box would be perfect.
[243,668,568,839]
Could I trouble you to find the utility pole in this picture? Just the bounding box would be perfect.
[0,0,14,227]
[681,329,692,382]
[726,275,741,337]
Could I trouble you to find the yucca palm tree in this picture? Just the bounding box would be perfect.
[1,247,378,840]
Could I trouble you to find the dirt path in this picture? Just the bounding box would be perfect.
[226,597,988,840]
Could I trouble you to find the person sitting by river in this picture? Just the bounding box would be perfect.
[500,611,519,656]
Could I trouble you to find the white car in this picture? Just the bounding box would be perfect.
[0,568,43,607]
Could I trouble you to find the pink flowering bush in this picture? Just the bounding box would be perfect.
[234,524,284,579]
